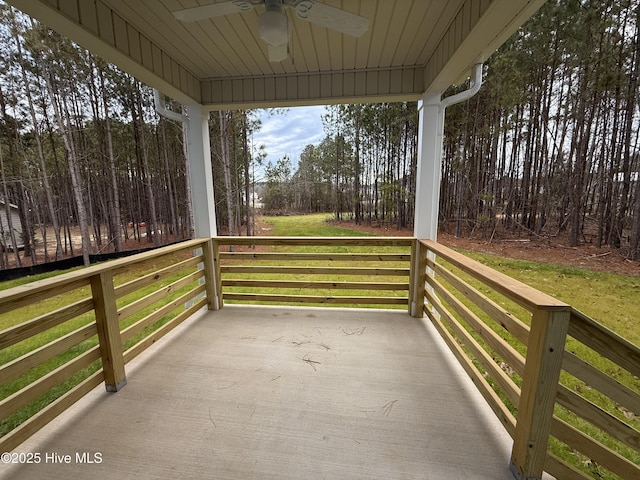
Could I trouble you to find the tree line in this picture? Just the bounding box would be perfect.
[262,102,418,231]
[1,0,639,270]
[261,0,640,259]
[0,5,261,269]
[441,0,640,257]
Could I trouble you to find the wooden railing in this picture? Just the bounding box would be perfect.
[0,235,638,480]
[0,238,216,453]
[213,236,412,309]
[419,240,640,480]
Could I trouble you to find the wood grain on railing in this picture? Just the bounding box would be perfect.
[222,279,409,290]
[220,252,411,261]
[421,239,567,310]
[418,239,640,480]
[215,236,411,307]
[0,238,214,454]
[0,299,94,350]
[1,235,637,480]
[424,283,522,417]
[569,309,640,379]
[545,308,640,479]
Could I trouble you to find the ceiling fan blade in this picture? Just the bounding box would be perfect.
[268,44,288,62]
[293,0,369,37]
[173,1,254,23]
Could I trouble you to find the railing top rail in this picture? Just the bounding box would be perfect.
[213,236,413,246]
[0,238,209,311]
[421,239,570,312]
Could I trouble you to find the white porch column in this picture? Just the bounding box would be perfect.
[185,103,217,237]
[413,91,444,241]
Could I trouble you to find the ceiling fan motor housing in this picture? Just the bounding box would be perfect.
[258,0,288,47]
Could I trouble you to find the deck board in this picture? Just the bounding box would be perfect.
[1,305,519,479]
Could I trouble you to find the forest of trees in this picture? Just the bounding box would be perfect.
[440,0,640,255]
[0,0,639,270]
[0,6,191,268]
[262,0,640,259]
[0,4,260,269]
[262,102,418,231]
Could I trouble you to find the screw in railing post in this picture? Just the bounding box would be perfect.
[409,240,428,318]
[211,238,223,309]
[408,239,417,316]
[201,238,219,310]
[510,308,570,479]
[90,271,126,392]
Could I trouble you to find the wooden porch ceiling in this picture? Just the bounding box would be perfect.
[6,0,546,108]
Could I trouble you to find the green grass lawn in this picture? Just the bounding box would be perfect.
[459,251,640,345]
[1,215,638,478]
[257,215,639,479]
[223,214,410,308]
[0,252,200,438]
[265,213,376,236]
[261,214,639,341]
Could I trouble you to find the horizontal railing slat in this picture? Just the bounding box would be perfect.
[219,252,411,261]
[0,238,208,316]
[118,270,204,322]
[544,452,592,480]
[0,370,104,454]
[221,265,410,276]
[223,293,408,305]
[0,346,101,419]
[114,255,202,299]
[428,259,531,345]
[0,278,91,317]
[562,351,640,417]
[121,284,207,343]
[424,286,522,408]
[221,279,409,290]
[0,323,97,385]
[425,305,517,438]
[0,298,94,350]
[555,385,640,451]
[569,309,640,379]
[551,416,640,479]
[427,273,526,377]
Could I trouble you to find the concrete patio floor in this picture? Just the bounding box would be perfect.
[1,305,520,479]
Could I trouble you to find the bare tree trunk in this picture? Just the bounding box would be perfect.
[218,111,235,238]
[40,56,92,265]
[0,147,21,267]
[242,113,251,236]
[98,64,124,252]
[159,118,179,239]
[132,81,161,247]
[15,31,64,259]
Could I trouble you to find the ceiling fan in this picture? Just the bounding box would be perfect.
[172,0,369,62]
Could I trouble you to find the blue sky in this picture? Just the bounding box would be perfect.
[250,106,327,178]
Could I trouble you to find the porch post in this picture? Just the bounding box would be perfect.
[185,103,217,238]
[413,92,444,241]
[411,92,443,317]
[185,104,220,309]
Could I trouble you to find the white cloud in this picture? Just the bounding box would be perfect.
[250,106,326,175]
